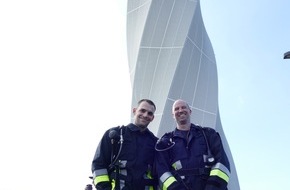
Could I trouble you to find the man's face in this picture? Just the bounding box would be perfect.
[172,100,191,125]
[133,101,155,130]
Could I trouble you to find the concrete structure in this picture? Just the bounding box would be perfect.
[126,0,239,189]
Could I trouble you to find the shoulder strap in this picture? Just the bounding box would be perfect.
[109,125,125,170]
[197,126,216,166]
[193,125,213,154]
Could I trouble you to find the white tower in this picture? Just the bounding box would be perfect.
[127,0,239,189]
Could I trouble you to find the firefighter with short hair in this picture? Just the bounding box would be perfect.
[91,99,158,190]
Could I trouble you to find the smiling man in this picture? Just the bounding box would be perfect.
[91,99,158,190]
[155,99,231,190]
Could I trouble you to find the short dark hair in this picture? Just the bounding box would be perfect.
[138,99,156,111]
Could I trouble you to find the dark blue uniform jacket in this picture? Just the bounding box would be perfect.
[155,124,230,190]
[92,123,158,190]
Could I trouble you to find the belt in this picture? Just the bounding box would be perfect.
[174,168,211,176]
[110,172,157,186]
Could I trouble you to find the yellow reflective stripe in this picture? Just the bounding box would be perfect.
[146,171,153,179]
[172,160,182,170]
[93,175,110,185]
[212,162,231,177]
[163,176,177,190]
[146,186,154,190]
[210,169,229,183]
[172,162,177,170]
[111,179,115,189]
[144,172,154,190]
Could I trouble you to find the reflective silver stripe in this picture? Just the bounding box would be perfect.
[160,172,174,183]
[119,160,127,189]
[119,160,128,178]
[212,162,231,177]
[120,168,127,176]
[93,169,108,178]
[172,160,182,170]
[172,160,185,179]
[120,179,125,189]
[119,160,127,168]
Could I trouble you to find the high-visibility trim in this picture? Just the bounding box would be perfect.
[145,186,154,190]
[93,175,110,185]
[112,179,115,189]
[119,160,127,168]
[172,160,182,170]
[144,169,154,190]
[93,169,110,185]
[93,169,108,178]
[160,172,177,190]
[210,169,229,183]
[162,176,177,190]
[111,179,126,190]
[145,169,153,179]
[160,172,173,183]
[212,162,231,178]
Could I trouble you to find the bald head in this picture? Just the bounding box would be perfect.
[172,99,192,130]
[172,99,190,113]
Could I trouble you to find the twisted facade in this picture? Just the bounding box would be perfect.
[126,0,239,189]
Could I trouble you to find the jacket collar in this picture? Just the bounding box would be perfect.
[173,123,202,138]
[127,123,149,133]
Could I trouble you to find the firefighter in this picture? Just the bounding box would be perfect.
[91,99,158,190]
[155,99,230,190]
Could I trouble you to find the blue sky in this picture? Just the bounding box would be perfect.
[0,0,289,190]
[201,0,290,189]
